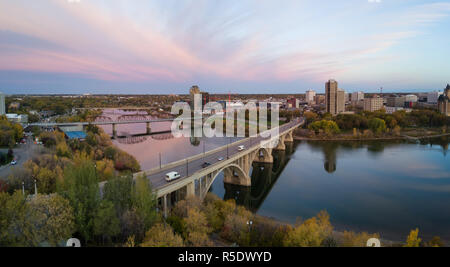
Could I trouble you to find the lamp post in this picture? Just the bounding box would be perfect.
[247,220,253,231]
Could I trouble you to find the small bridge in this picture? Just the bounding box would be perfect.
[27,118,175,139]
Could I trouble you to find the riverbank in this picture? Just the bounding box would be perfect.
[294,132,450,142]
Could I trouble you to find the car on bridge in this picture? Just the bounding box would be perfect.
[165,171,181,182]
[237,145,245,151]
[201,162,211,168]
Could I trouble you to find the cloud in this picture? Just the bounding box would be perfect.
[1,0,450,92]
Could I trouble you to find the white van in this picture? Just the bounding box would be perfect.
[165,171,181,182]
[237,145,245,151]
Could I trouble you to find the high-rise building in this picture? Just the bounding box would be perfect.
[387,96,406,107]
[438,84,450,116]
[364,97,384,112]
[287,97,299,109]
[305,90,316,104]
[315,95,325,104]
[325,80,345,115]
[337,89,345,113]
[189,85,209,110]
[351,91,364,102]
[0,92,5,115]
[427,91,443,104]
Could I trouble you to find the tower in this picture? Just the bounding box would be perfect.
[0,92,5,115]
[325,80,345,115]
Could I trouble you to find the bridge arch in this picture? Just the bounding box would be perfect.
[201,163,250,198]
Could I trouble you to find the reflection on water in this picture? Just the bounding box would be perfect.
[99,109,241,170]
[104,109,450,242]
[221,143,294,212]
[210,137,450,242]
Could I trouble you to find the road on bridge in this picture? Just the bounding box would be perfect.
[145,118,303,191]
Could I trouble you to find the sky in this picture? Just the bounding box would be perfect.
[1,0,450,95]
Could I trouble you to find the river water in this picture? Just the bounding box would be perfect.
[100,110,450,242]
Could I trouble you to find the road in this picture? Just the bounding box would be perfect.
[146,118,303,190]
[0,136,39,180]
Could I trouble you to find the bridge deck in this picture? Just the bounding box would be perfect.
[138,119,304,198]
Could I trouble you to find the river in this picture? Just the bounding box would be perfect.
[100,110,450,242]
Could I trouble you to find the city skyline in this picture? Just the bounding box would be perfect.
[1,0,450,94]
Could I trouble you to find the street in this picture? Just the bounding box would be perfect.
[0,136,39,180]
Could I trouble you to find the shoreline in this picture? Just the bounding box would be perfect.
[294,133,450,142]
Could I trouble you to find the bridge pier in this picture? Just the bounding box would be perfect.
[223,165,251,186]
[285,131,294,143]
[186,181,195,197]
[146,122,151,135]
[112,123,117,139]
[163,194,168,218]
[253,147,273,163]
[274,135,286,151]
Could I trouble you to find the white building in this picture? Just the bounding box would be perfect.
[427,91,443,104]
[385,107,412,114]
[363,97,384,112]
[6,114,28,124]
[305,90,316,104]
[404,94,418,103]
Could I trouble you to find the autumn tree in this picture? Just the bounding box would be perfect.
[0,191,32,246]
[184,208,212,246]
[28,193,76,246]
[340,231,380,247]
[425,236,444,247]
[284,211,333,247]
[141,223,184,247]
[404,228,421,247]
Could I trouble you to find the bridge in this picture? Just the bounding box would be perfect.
[27,118,175,138]
[132,118,304,217]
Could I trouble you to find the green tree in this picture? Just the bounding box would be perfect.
[308,120,340,136]
[368,118,387,135]
[103,175,134,216]
[132,175,157,231]
[93,200,120,244]
[0,191,33,246]
[58,154,100,243]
